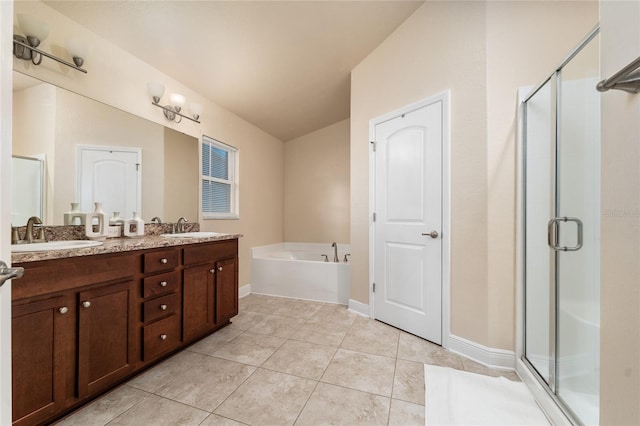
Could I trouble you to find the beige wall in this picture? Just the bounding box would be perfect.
[284,118,350,243]
[164,127,198,222]
[351,1,597,350]
[599,1,640,424]
[13,1,285,287]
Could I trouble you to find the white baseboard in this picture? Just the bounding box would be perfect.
[348,299,370,317]
[239,284,251,298]
[448,334,516,370]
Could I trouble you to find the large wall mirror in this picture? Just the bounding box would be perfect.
[12,71,199,226]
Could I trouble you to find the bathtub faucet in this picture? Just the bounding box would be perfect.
[331,242,339,263]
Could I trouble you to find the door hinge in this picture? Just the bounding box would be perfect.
[373,282,376,292]
[373,212,376,222]
[370,141,376,152]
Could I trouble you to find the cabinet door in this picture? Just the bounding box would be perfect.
[77,281,135,397]
[215,257,238,324]
[183,264,215,342]
[12,295,68,426]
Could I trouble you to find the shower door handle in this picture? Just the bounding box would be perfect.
[547,217,583,252]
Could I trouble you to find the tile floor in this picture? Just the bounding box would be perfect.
[56,294,518,426]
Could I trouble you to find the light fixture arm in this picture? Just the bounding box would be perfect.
[151,101,201,124]
[13,36,87,73]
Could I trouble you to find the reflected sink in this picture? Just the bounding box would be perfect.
[11,240,104,253]
[160,232,222,238]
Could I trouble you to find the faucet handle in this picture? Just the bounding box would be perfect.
[37,226,46,241]
[11,227,20,245]
[321,254,329,262]
[343,254,351,263]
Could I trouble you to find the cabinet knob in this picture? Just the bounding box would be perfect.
[210,269,215,274]
[82,301,91,308]
[58,306,69,314]
[160,281,168,287]
[160,304,168,311]
[218,266,223,271]
[160,258,168,264]
[160,334,167,341]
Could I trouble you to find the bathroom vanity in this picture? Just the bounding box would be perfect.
[10,235,239,426]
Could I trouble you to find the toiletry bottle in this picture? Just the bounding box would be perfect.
[124,212,145,237]
[85,202,108,240]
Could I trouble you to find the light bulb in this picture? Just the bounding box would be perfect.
[147,82,165,103]
[190,102,203,120]
[65,38,89,67]
[170,93,186,112]
[17,14,49,47]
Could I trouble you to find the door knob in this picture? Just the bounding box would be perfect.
[58,306,69,314]
[218,266,223,271]
[421,230,439,239]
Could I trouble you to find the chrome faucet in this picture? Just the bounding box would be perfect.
[150,216,162,224]
[331,242,339,263]
[25,216,46,243]
[176,217,188,233]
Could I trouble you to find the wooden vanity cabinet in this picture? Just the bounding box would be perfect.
[183,239,238,343]
[141,248,182,362]
[12,295,69,426]
[12,238,238,425]
[12,253,138,425]
[77,280,136,397]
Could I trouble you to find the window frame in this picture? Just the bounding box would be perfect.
[200,135,239,220]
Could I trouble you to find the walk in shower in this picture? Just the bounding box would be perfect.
[519,28,600,425]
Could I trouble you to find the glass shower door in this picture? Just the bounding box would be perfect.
[523,29,600,426]
[555,33,600,425]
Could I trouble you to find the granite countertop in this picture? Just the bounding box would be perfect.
[12,233,242,264]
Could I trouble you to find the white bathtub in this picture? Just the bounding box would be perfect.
[251,242,350,304]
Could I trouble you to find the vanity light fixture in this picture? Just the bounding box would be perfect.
[148,82,202,124]
[12,14,88,74]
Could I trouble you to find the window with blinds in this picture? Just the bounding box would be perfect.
[201,136,238,219]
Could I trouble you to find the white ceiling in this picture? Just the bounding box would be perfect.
[43,1,423,141]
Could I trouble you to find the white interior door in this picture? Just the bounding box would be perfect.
[373,100,443,344]
[78,146,141,219]
[0,1,14,422]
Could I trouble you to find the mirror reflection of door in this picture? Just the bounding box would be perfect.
[77,145,141,221]
[11,155,45,225]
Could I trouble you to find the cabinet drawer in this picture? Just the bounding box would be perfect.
[183,240,237,266]
[143,293,179,323]
[143,249,179,274]
[143,314,181,361]
[143,270,180,298]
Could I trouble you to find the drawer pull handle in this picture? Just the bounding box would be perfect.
[82,301,91,308]
[160,258,168,264]
[160,281,168,287]
[160,334,167,340]
[58,306,68,314]
[210,269,215,274]
[160,304,168,311]
[218,266,223,272]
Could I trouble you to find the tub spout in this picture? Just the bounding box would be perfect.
[331,242,339,263]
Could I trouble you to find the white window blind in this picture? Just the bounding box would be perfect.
[201,136,238,219]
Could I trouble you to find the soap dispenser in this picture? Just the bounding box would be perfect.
[85,202,108,240]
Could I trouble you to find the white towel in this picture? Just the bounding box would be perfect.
[424,364,549,425]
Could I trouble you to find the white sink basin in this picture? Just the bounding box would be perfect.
[160,232,222,238]
[11,240,104,253]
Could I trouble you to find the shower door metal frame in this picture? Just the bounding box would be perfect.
[517,25,600,426]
